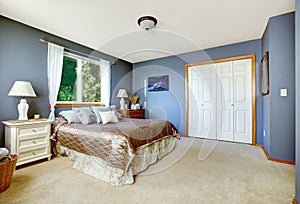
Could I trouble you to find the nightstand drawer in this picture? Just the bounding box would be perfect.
[18,146,48,161]
[18,134,48,149]
[117,109,144,119]
[127,110,144,119]
[18,125,48,136]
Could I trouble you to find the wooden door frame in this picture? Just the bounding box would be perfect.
[185,54,256,145]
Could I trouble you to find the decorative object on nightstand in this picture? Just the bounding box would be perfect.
[8,81,37,120]
[2,119,52,166]
[131,103,141,110]
[117,89,128,110]
[130,95,140,110]
[117,109,144,119]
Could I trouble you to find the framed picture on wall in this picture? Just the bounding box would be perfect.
[148,75,169,92]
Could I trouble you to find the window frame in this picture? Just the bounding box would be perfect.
[56,52,103,107]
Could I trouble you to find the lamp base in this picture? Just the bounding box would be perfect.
[120,97,125,110]
[18,98,29,120]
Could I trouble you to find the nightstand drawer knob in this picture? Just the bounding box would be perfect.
[32,140,37,144]
[32,151,36,155]
[32,129,37,133]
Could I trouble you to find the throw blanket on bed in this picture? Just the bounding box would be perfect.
[51,117,179,172]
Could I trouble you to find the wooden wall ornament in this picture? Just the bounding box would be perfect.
[261,51,270,96]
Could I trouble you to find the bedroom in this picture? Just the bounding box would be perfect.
[0,0,299,203]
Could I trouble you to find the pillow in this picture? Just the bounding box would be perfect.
[59,110,81,124]
[110,105,122,119]
[91,106,111,123]
[99,111,119,124]
[74,108,97,125]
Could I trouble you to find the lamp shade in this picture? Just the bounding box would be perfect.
[117,89,128,98]
[8,81,37,97]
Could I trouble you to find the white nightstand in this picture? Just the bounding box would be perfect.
[2,119,52,166]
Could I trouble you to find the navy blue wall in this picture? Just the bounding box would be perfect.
[295,0,300,201]
[0,16,132,146]
[132,56,187,134]
[262,22,271,154]
[133,39,263,143]
[262,12,295,162]
[111,60,133,108]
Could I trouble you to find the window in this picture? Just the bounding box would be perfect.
[57,53,102,103]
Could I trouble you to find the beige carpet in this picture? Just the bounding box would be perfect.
[0,137,295,204]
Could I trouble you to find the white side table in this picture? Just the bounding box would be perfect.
[2,119,52,166]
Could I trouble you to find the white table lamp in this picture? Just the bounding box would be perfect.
[117,89,128,110]
[8,81,37,120]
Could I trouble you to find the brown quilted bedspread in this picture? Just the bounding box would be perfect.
[51,117,179,172]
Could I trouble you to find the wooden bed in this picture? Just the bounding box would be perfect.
[51,116,179,186]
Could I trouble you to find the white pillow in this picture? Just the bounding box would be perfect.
[74,108,97,125]
[59,110,81,124]
[99,111,119,124]
[110,105,122,119]
[91,106,111,123]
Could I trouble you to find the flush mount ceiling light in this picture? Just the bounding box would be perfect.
[137,16,158,31]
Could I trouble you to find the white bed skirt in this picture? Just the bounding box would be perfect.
[55,136,175,186]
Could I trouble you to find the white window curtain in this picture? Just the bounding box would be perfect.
[100,59,111,106]
[47,43,64,120]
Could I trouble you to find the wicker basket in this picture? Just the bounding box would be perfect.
[0,154,18,193]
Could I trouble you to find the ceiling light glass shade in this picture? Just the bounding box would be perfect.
[137,16,158,31]
[140,19,155,30]
[8,81,37,97]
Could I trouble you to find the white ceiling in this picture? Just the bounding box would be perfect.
[0,0,295,63]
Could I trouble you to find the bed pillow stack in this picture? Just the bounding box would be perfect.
[59,107,96,125]
[59,106,122,125]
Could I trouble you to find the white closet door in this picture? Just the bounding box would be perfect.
[187,64,216,138]
[188,66,202,137]
[201,64,217,139]
[187,57,252,144]
[233,59,252,143]
[216,61,234,141]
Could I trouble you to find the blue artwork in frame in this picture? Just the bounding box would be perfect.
[148,75,169,92]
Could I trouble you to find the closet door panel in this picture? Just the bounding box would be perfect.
[188,67,202,137]
[235,110,247,133]
[201,64,217,139]
[216,61,234,141]
[202,109,212,134]
[235,75,246,102]
[233,59,252,143]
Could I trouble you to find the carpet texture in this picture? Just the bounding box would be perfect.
[0,137,295,204]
